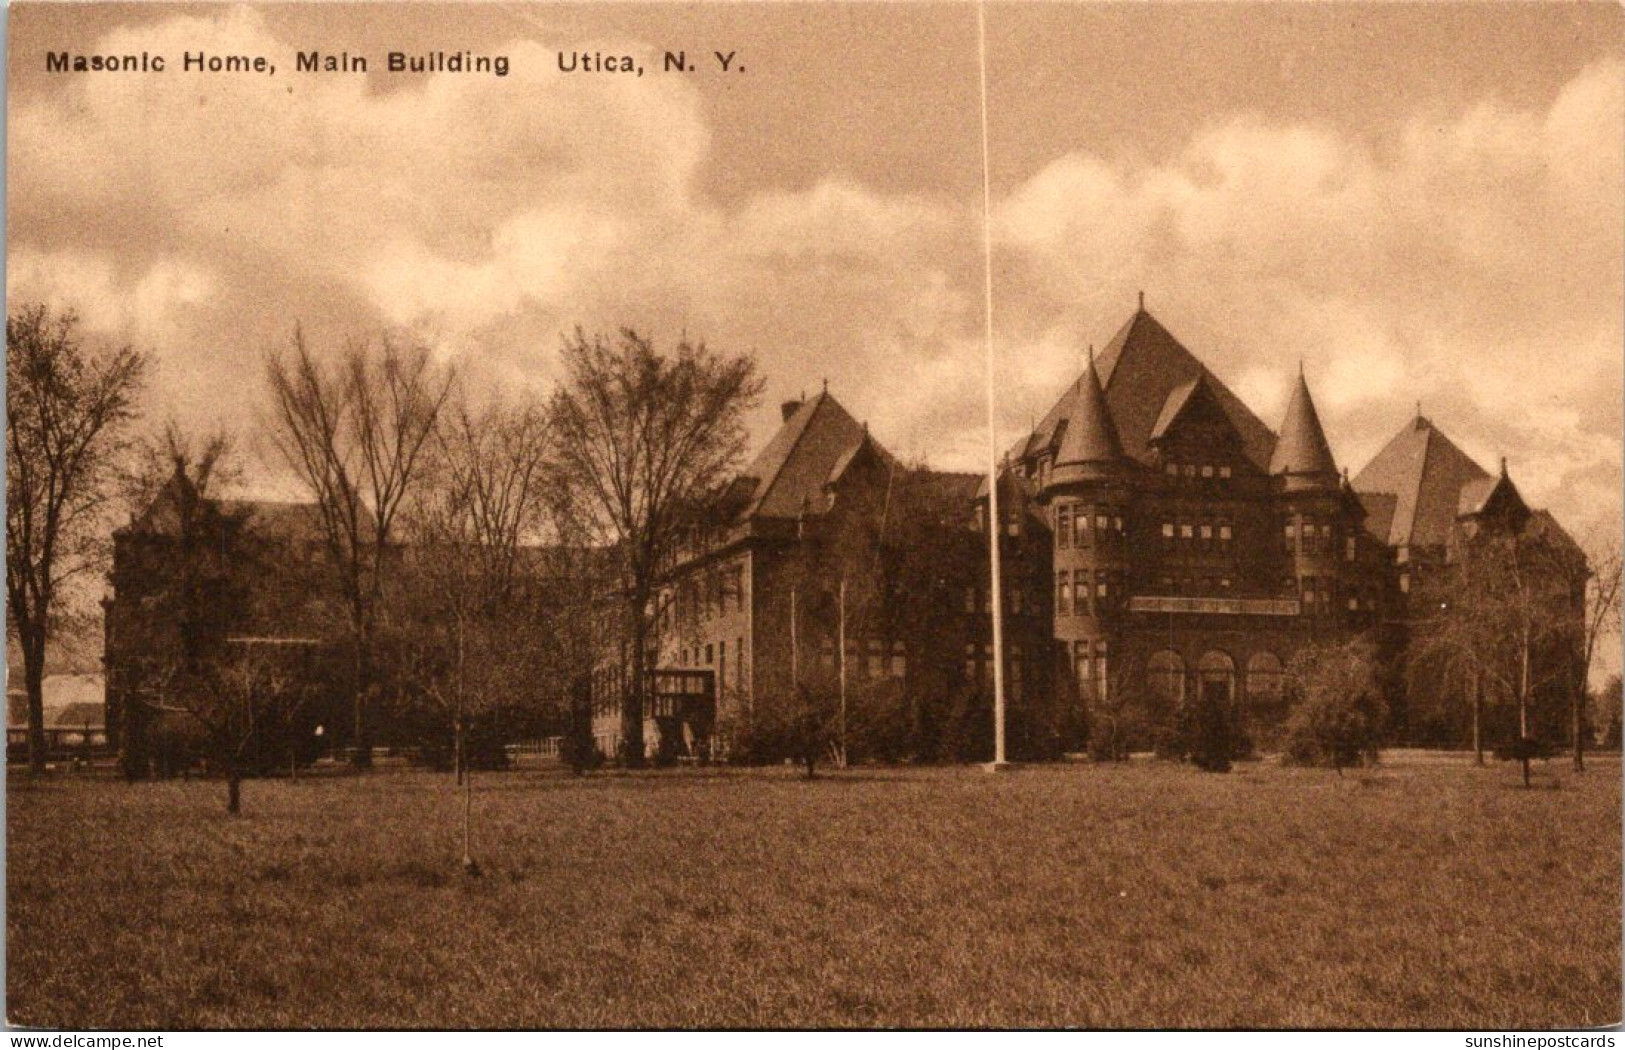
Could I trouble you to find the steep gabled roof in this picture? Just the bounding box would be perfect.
[1358,492,1400,543]
[1015,307,1277,471]
[1148,378,1200,443]
[1352,414,1492,549]
[738,391,887,521]
[1268,371,1338,479]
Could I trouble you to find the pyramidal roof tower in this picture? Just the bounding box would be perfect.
[1049,352,1127,487]
[1268,367,1339,490]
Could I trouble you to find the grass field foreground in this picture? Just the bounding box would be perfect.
[7,757,1620,1028]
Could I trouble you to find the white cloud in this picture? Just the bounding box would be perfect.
[7,9,1620,554]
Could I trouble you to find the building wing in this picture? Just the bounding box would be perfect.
[1351,415,1492,550]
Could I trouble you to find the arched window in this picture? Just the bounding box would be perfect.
[1146,650,1185,707]
[1197,650,1236,707]
[1246,651,1285,707]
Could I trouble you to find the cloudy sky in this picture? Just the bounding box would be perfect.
[8,2,1622,547]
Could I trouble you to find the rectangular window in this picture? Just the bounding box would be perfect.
[1166,462,1179,476]
[1096,514,1108,533]
[705,644,714,665]
[1114,515,1124,532]
[1220,524,1233,542]
[1096,574,1108,599]
[1161,523,1175,540]
[867,640,884,679]
[1219,465,1232,479]
[1058,574,1071,616]
[1220,577,1233,589]
[1200,465,1214,478]
[1345,538,1357,562]
[965,586,977,614]
[1075,510,1090,548]
[1057,505,1071,548]
[1180,524,1194,540]
[1200,524,1213,541]
[1075,570,1090,615]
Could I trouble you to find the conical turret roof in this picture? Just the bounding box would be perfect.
[1056,355,1125,467]
[1268,370,1338,481]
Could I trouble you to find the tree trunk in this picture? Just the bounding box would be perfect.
[1520,627,1532,789]
[454,717,464,786]
[351,624,373,769]
[1470,671,1484,766]
[24,632,48,776]
[461,735,476,873]
[1573,689,1586,772]
[623,602,648,768]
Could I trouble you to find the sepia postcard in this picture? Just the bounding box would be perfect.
[5,0,1622,1036]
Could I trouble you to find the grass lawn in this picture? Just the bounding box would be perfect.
[7,755,1620,1029]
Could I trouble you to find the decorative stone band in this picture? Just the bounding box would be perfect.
[1127,596,1302,617]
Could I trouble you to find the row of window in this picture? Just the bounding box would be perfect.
[1164,462,1234,480]
[964,642,1025,700]
[963,584,1033,616]
[1055,505,1126,549]
[1157,575,1234,593]
[676,636,747,694]
[1159,521,1234,545]
[663,563,747,631]
[1056,570,1123,617]
[1283,520,1348,556]
[1073,639,1110,700]
[1145,649,1286,704]
[818,639,907,681]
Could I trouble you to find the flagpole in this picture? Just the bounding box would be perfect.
[976,0,1008,769]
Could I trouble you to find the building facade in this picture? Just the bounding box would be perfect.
[594,301,1586,762]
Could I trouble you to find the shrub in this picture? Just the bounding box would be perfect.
[1282,636,1387,773]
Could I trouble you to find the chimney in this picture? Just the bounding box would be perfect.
[781,399,803,422]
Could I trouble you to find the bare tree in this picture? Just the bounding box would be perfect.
[6,305,147,774]
[264,331,453,767]
[117,431,303,813]
[1417,520,1586,787]
[394,393,554,873]
[1568,531,1621,770]
[547,329,762,766]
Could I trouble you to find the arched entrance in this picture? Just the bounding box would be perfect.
[1197,650,1236,709]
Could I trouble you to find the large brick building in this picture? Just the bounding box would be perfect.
[597,301,1586,761]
